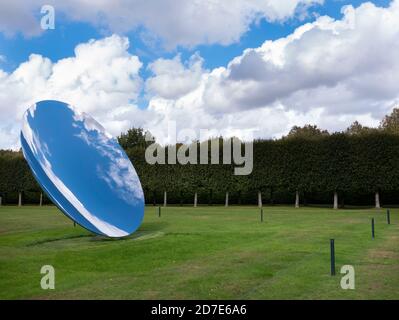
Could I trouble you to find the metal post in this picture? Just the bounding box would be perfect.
[387,209,391,225]
[158,206,161,218]
[260,208,263,222]
[330,239,335,276]
[371,218,375,239]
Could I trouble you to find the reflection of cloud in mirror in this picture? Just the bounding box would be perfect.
[69,103,143,205]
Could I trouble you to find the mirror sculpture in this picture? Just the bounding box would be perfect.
[21,100,145,237]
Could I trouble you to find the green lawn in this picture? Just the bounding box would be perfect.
[0,205,398,299]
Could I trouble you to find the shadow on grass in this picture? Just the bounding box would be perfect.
[24,219,169,246]
[26,234,92,246]
[90,230,165,242]
[26,231,166,246]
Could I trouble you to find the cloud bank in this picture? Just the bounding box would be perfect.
[1,1,399,149]
[0,0,322,48]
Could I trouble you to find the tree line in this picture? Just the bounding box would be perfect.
[2,109,399,208]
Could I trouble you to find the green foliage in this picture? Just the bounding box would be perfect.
[380,107,399,134]
[2,130,399,205]
[285,124,329,139]
[117,127,152,151]
[0,150,43,203]
[345,121,378,136]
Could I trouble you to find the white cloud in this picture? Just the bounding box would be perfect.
[146,53,205,99]
[1,1,399,149]
[0,35,144,149]
[0,0,42,37]
[0,0,322,47]
[201,2,399,116]
[143,0,399,141]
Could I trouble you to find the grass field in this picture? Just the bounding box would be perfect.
[0,205,398,299]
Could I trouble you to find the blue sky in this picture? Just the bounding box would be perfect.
[0,0,398,149]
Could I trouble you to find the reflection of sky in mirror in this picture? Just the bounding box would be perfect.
[21,100,144,237]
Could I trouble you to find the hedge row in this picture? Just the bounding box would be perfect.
[1,132,399,206]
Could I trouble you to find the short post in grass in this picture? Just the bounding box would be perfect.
[163,191,167,207]
[260,208,264,222]
[330,239,336,276]
[371,218,375,239]
[73,221,76,227]
[387,209,391,225]
[158,206,161,218]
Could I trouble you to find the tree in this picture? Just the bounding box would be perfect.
[285,125,329,139]
[117,128,153,150]
[380,107,399,134]
[345,121,377,135]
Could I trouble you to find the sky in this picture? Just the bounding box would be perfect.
[0,0,397,149]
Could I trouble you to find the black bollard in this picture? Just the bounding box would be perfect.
[260,208,264,222]
[330,239,335,276]
[387,209,391,225]
[371,218,375,239]
[158,206,161,218]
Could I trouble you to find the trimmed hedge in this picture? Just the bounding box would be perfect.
[1,132,399,206]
